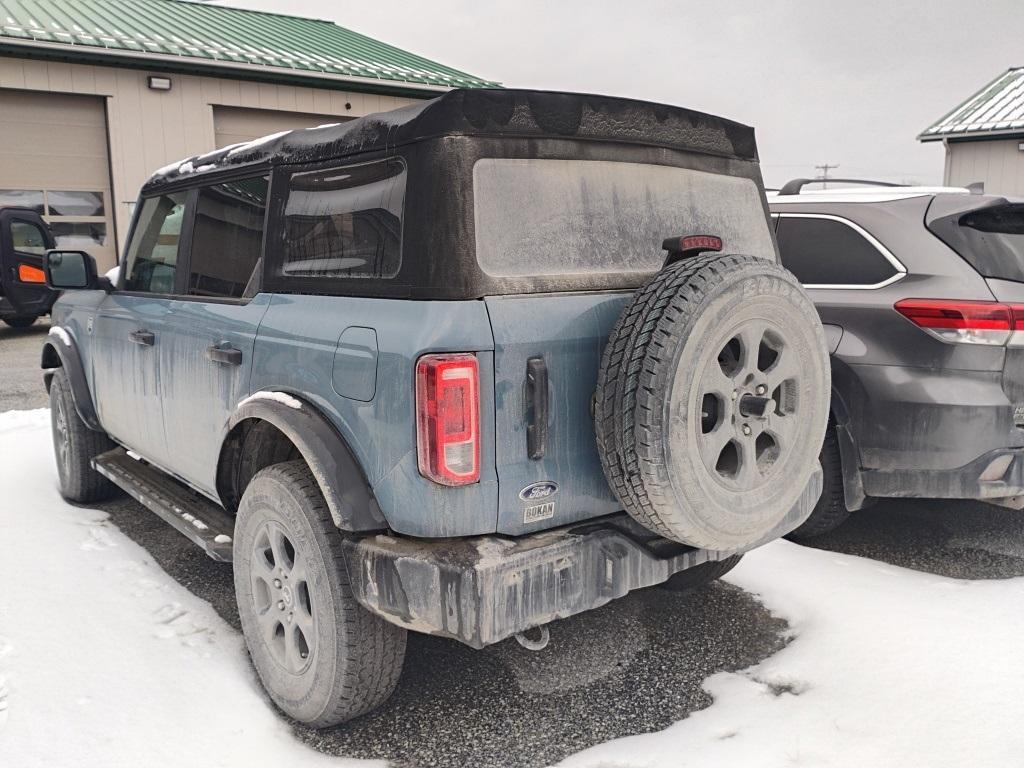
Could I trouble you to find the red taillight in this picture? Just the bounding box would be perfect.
[415,353,480,486]
[894,299,1024,346]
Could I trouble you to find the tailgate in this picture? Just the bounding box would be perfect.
[486,293,629,536]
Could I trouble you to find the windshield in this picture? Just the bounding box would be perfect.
[472,158,774,279]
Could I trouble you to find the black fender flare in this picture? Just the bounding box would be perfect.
[828,388,870,511]
[224,392,386,532]
[41,331,103,432]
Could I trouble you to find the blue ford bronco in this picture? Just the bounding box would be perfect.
[42,89,829,726]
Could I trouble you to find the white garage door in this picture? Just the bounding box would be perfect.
[213,106,351,149]
[0,89,116,269]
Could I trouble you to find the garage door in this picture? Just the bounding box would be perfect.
[0,89,116,269]
[213,106,351,149]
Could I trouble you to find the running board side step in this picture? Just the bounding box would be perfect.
[92,448,235,562]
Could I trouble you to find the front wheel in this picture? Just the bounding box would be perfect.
[49,367,115,503]
[233,461,407,728]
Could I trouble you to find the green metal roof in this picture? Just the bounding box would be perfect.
[919,67,1024,142]
[0,0,498,91]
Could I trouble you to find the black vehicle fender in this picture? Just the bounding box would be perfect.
[41,333,103,431]
[221,393,386,532]
[828,388,870,511]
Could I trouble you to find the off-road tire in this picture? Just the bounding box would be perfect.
[49,367,115,503]
[786,425,850,541]
[3,316,37,328]
[661,555,743,591]
[595,253,830,549]
[233,460,406,728]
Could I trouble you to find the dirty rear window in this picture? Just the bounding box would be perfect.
[473,159,774,278]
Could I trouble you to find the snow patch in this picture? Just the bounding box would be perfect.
[239,391,303,410]
[214,534,232,544]
[177,161,194,175]
[194,163,216,173]
[48,326,72,346]
[226,130,290,157]
[0,409,343,765]
[560,539,1024,767]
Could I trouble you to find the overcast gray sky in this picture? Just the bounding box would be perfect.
[219,0,1024,187]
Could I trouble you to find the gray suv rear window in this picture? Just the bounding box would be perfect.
[929,203,1024,283]
[472,159,774,278]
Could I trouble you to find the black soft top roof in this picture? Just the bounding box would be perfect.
[142,88,758,193]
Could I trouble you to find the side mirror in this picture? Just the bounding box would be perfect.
[44,250,109,291]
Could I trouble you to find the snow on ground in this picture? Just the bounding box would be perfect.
[563,538,1024,767]
[0,410,368,768]
[4,406,1024,767]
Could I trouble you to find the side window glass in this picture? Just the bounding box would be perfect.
[188,176,269,298]
[11,220,48,255]
[123,193,187,294]
[775,216,898,286]
[279,158,405,279]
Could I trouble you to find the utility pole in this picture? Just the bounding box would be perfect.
[815,163,839,189]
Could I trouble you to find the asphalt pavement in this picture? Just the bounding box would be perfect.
[4,319,1024,767]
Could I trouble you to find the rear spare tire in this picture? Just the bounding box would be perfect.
[595,252,829,550]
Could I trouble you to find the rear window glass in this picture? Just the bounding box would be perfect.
[933,204,1024,283]
[279,158,405,280]
[472,159,774,278]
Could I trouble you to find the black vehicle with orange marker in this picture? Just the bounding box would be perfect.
[0,206,59,327]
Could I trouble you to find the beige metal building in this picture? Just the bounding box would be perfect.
[918,67,1024,197]
[0,0,497,270]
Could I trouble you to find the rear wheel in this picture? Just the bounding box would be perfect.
[595,253,830,549]
[3,316,37,328]
[233,461,406,728]
[786,425,850,540]
[661,555,743,591]
[49,367,115,503]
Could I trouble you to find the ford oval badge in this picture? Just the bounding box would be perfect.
[519,481,558,501]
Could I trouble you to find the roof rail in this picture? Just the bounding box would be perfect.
[776,178,903,196]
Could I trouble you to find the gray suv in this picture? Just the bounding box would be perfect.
[769,180,1024,538]
[41,89,829,726]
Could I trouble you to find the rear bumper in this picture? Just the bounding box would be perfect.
[862,446,1024,507]
[841,363,1024,472]
[342,464,821,648]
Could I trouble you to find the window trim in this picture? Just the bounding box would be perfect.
[772,212,907,290]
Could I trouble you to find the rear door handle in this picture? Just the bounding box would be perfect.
[206,344,242,366]
[526,356,549,460]
[129,330,155,346]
